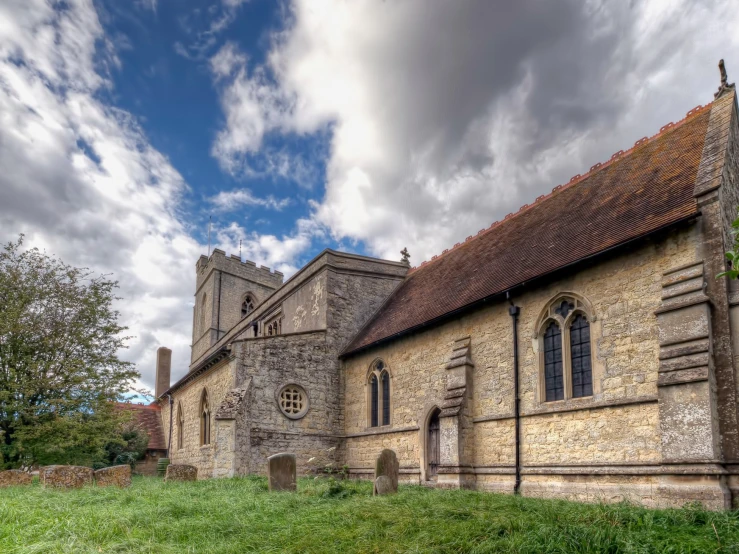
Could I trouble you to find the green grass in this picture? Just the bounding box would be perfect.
[1,477,738,554]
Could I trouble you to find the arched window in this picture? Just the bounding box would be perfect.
[177,402,184,450]
[544,322,564,401]
[200,390,211,446]
[570,314,593,398]
[367,359,391,428]
[241,295,255,319]
[535,293,596,403]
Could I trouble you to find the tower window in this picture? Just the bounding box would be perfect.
[241,295,255,318]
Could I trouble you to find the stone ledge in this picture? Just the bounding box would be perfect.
[344,425,419,439]
[657,366,709,387]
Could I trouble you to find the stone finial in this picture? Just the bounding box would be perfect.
[715,59,735,99]
[400,247,411,265]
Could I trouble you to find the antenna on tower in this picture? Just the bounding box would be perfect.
[239,239,242,259]
[207,216,212,256]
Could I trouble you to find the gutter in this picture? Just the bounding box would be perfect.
[508,300,522,494]
[166,393,173,458]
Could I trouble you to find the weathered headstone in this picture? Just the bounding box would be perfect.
[164,464,197,482]
[0,470,32,487]
[373,449,399,495]
[42,465,94,489]
[94,465,132,487]
[267,453,296,492]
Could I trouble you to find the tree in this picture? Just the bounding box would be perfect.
[0,236,139,468]
[102,417,150,469]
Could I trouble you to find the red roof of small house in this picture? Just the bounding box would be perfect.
[115,402,167,451]
[343,102,715,355]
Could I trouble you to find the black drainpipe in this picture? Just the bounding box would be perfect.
[216,270,222,341]
[508,302,522,495]
[166,393,173,458]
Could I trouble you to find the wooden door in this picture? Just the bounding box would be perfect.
[428,409,440,478]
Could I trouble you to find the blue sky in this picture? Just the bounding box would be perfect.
[101,0,330,257]
[1,0,738,390]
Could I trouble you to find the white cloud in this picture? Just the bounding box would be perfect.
[210,41,248,80]
[208,188,291,211]
[214,218,324,276]
[0,0,202,391]
[211,0,739,264]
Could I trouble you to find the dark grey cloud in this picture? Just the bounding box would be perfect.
[214,0,738,264]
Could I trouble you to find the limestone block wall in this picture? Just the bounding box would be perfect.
[233,331,343,474]
[342,223,701,485]
[160,360,235,478]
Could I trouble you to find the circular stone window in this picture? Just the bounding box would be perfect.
[277,384,309,419]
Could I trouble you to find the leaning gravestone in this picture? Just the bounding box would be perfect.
[165,464,197,482]
[94,465,132,487]
[0,470,32,487]
[42,465,94,489]
[267,453,296,492]
[373,449,399,496]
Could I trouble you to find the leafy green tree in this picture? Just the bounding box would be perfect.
[102,417,150,469]
[0,236,139,468]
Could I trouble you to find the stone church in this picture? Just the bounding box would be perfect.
[156,66,739,509]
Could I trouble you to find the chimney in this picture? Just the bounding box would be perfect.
[155,347,172,398]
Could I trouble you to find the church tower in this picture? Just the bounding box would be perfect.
[192,249,283,365]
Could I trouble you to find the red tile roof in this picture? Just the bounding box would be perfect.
[343,103,713,355]
[115,402,167,451]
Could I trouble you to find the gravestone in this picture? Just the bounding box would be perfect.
[95,465,132,487]
[267,453,296,492]
[373,449,399,496]
[0,470,32,487]
[165,464,197,482]
[42,465,94,489]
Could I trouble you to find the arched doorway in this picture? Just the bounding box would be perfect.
[427,408,441,479]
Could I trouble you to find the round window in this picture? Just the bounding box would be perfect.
[277,384,309,419]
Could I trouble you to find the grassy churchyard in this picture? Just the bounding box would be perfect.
[1,477,739,553]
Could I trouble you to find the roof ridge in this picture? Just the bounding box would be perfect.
[408,102,712,274]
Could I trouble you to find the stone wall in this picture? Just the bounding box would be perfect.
[161,360,235,478]
[233,330,342,474]
[342,222,707,505]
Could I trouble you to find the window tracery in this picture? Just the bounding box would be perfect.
[241,295,255,319]
[536,293,595,403]
[367,359,391,428]
[277,384,309,419]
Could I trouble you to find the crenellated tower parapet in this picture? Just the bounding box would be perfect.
[192,249,284,364]
[196,249,283,291]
